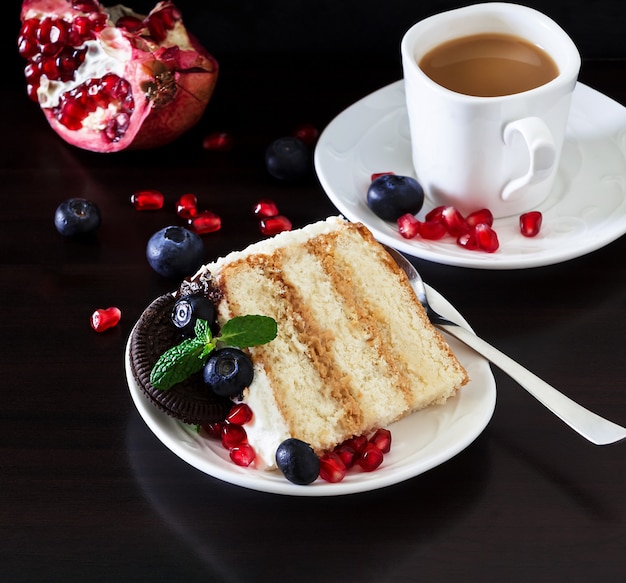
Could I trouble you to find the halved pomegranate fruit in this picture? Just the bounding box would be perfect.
[18,0,218,152]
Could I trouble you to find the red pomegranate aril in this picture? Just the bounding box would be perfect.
[230,444,256,467]
[131,189,164,211]
[176,193,198,219]
[334,444,357,469]
[319,452,347,483]
[189,210,221,235]
[358,442,385,472]
[397,213,420,239]
[520,211,543,237]
[221,424,247,449]
[466,208,494,228]
[260,215,292,236]
[202,421,225,439]
[441,206,468,237]
[457,231,479,251]
[146,5,181,42]
[343,435,368,455]
[90,306,121,332]
[371,171,394,181]
[253,199,279,218]
[292,123,319,146]
[116,15,144,32]
[226,403,253,426]
[425,205,446,222]
[202,131,234,151]
[369,428,392,453]
[419,220,447,240]
[474,223,500,253]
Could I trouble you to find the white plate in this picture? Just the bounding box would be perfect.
[314,81,626,269]
[126,284,496,496]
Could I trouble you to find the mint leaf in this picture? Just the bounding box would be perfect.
[194,318,212,343]
[150,337,208,390]
[218,315,278,348]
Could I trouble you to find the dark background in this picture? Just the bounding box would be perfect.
[6,0,626,89]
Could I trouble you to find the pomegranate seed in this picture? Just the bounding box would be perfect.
[202,421,225,439]
[358,443,385,472]
[343,435,368,455]
[419,220,447,240]
[319,452,347,483]
[520,211,543,237]
[397,213,420,239]
[90,307,121,332]
[466,208,494,228]
[371,172,394,181]
[334,444,357,469]
[176,193,198,219]
[425,205,446,222]
[260,215,292,236]
[202,131,234,151]
[221,424,247,449]
[253,199,279,218]
[230,444,256,467]
[226,403,253,425]
[130,189,164,211]
[369,428,392,453]
[189,210,221,234]
[441,206,468,237]
[292,123,319,145]
[474,223,500,253]
[457,231,479,250]
[116,15,145,32]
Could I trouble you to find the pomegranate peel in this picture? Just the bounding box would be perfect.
[19,0,218,153]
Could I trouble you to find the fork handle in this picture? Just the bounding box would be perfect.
[439,323,626,446]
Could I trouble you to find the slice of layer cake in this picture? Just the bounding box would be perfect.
[187,216,468,468]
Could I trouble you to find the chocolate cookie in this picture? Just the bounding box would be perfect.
[129,293,232,424]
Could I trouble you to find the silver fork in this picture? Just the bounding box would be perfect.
[384,245,626,446]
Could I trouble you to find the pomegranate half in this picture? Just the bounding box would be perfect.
[18,0,218,152]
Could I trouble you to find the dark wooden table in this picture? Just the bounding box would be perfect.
[2,56,625,582]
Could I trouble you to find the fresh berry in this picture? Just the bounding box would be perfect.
[466,208,494,228]
[369,428,392,453]
[203,347,254,397]
[221,423,247,449]
[265,137,310,181]
[425,206,446,222]
[226,403,253,425]
[202,421,225,439]
[171,294,215,336]
[371,172,395,181]
[367,174,424,222]
[275,438,320,485]
[90,306,121,332]
[358,442,385,471]
[54,197,101,237]
[441,206,468,237]
[130,189,164,211]
[520,211,543,237]
[319,452,347,483]
[253,199,279,218]
[146,226,205,278]
[230,444,256,466]
[418,219,447,240]
[188,210,221,235]
[397,213,420,239]
[176,193,198,219]
[343,435,368,455]
[456,231,479,250]
[260,215,292,236]
[474,223,500,253]
[202,131,234,152]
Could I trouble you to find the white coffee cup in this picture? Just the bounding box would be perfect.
[401,3,581,218]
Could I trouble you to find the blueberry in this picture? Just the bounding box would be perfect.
[54,197,101,237]
[146,226,204,279]
[171,294,216,336]
[203,347,254,397]
[366,174,425,222]
[275,438,320,485]
[265,136,310,181]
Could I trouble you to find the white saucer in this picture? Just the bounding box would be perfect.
[314,81,626,269]
[126,284,496,496]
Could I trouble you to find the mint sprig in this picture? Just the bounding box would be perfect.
[150,315,277,391]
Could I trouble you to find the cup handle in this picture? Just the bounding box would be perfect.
[501,117,556,201]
